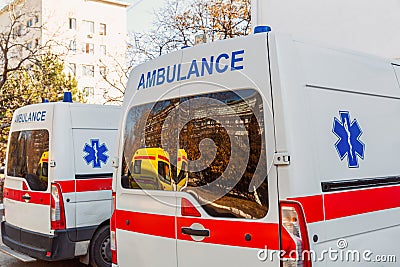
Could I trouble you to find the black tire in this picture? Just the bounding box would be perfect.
[90,225,111,267]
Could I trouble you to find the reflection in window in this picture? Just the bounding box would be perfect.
[69,18,76,30]
[82,65,94,77]
[99,23,106,35]
[69,40,76,52]
[133,160,141,174]
[7,130,49,191]
[158,161,171,184]
[122,90,268,219]
[83,43,94,54]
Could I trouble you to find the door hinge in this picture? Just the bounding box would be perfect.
[49,160,56,167]
[112,157,119,168]
[273,152,290,166]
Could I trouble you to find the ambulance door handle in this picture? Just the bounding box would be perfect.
[181,227,210,237]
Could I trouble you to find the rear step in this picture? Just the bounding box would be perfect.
[0,244,37,262]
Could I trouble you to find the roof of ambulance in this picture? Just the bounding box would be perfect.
[124,31,396,106]
[15,102,121,111]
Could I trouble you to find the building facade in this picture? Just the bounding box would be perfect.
[0,0,129,104]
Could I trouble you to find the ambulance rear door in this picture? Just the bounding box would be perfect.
[174,34,281,267]
[70,105,119,232]
[116,50,183,267]
[4,104,54,235]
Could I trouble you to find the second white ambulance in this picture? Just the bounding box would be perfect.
[2,93,120,267]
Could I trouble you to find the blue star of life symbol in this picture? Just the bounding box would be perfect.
[332,111,365,168]
[83,139,109,168]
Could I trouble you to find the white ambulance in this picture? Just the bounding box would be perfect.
[111,26,400,267]
[2,93,120,267]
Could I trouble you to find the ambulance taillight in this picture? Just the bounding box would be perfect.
[111,192,117,264]
[50,183,66,230]
[280,201,312,267]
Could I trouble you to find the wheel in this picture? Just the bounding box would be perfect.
[90,225,111,267]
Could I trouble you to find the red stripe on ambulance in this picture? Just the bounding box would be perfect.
[115,209,280,250]
[116,210,175,239]
[324,185,400,220]
[57,178,112,193]
[134,156,156,160]
[3,188,50,205]
[177,217,280,250]
[289,194,324,223]
[4,178,112,204]
[291,185,400,222]
[158,155,170,163]
[76,178,112,192]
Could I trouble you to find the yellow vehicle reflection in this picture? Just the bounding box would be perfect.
[129,148,189,191]
[36,151,49,185]
[176,149,188,191]
[129,148,173,190]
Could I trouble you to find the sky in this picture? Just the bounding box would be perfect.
[127,0,400,58]
[125,0,164,32]
[0,0,399,58]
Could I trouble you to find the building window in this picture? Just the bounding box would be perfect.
[69,63,76,76]
[27,41,32,50]
[26,19,33,27]
[35,16,39,24]
[69,40,76,52]
[82,43,94,54]
[100,45,106,55]
[18,46,23,57]
[69,18,76,30]
[99,23,106,35]
[83,87,94,97]
[82,65,94,77]
[17,25,23,37]
[99,66,106,76]
[83,20,94,33]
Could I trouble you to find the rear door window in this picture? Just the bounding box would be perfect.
[122,89,268,219]
[7,130,49,191]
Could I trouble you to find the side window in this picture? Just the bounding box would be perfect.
[158,161,171,184]
[122,99,179,191]
[42,162,48,178]
[121,90,268,219]
[177,161,187,183]
[179,90,268,219]
[7,130,50,191]
[133,160,141,174]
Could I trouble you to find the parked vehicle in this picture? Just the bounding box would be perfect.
[1,93,120,267]
[111,27,400,267]
[124,147,187,191]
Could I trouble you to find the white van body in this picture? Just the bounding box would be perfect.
[112,31,400,267]
[2,102,120,267]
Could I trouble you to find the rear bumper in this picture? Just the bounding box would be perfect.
[1,221,75,261]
